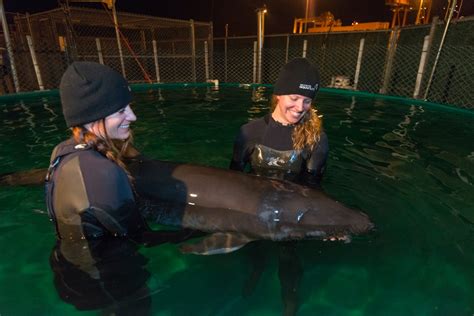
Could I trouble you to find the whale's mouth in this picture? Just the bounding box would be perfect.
[305,230,353,243]
[323,234,351,243]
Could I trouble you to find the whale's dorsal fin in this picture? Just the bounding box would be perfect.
[179,232,254,255]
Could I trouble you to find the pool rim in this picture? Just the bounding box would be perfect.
[0,82,472,116]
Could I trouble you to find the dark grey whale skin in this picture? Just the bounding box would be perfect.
[130,159,374,242]
[0,159,374,242]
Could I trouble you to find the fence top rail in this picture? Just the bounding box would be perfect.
[214,28,393,40]
[271,28,392,37]
[214,35,258,40]
[15,7,211,28]
[214,16,474,41]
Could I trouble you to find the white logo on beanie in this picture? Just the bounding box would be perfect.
[299,83,319,91]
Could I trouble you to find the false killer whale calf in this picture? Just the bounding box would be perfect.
[128,159,374,254]
[0,158,374,255]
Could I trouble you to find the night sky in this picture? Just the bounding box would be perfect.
[4,0,474,36]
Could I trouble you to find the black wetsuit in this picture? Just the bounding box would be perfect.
[45,138,147,242]
[50,238,151,314]
[231,114,329,314]
[230,114,329,188]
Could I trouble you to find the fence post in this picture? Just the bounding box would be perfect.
[285,34,290,63]
[26,35,44,90]
[380,27,400,94]
[0,0,20,92]
[353,38,365,90]
[413,16,437,97]
[253,41,257,83]
[204,41,210,81]
[112,3,126,77]
[190,19,197,82]
[224,24,228,82]
[96,38,104,64]
[413,35,430,98]
[302,39,308,57]
[152,40,160,83]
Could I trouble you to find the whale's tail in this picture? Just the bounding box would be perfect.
[0,168,47,186]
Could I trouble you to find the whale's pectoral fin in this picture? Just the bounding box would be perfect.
[179,232,254,255]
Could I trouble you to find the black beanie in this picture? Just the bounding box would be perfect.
[273,58,321,99]
[60,62,132,127]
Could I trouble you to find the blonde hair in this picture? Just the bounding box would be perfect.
[71,120,135,182]
[270,95,323,151]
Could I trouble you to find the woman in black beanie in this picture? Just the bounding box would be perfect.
[46,61,194,245]
[230,57,328,187]
[46,62,202,315]
[230,58,328,316]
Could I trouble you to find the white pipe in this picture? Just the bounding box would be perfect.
[152,40,160,83]
[413,35,429,98]
[252,41,257,83]
[0,0,20,92]
[204,41,209,81]
[95,38,104,64]
[302,39,308,58]
[257,9,265,84]
[26,35,44,90]
[190,19,196,82]
[208,22,214,80]
[353,38,365,90]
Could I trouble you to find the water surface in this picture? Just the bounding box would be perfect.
[0,86,473,315]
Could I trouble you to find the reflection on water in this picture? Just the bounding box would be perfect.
[204,85,220,102]
[247,87,269,120]
[339,96,356,126]
[251,86,268,103]
[0,88,473,315]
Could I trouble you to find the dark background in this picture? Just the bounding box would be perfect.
[4,0,474,36]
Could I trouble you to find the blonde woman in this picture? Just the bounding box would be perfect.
[230,58,328,188]
[230,58,329,315]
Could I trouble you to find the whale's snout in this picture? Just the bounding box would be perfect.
[351,211,375,234]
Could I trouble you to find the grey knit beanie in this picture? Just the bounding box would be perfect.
[273,58,320,99]
[60,62,132,127]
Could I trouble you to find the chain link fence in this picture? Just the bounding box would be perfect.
[213,17,474,109]
[1,5,473,109]
[0,5,212,93]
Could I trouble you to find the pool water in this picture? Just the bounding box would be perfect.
[0,86,473,315]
